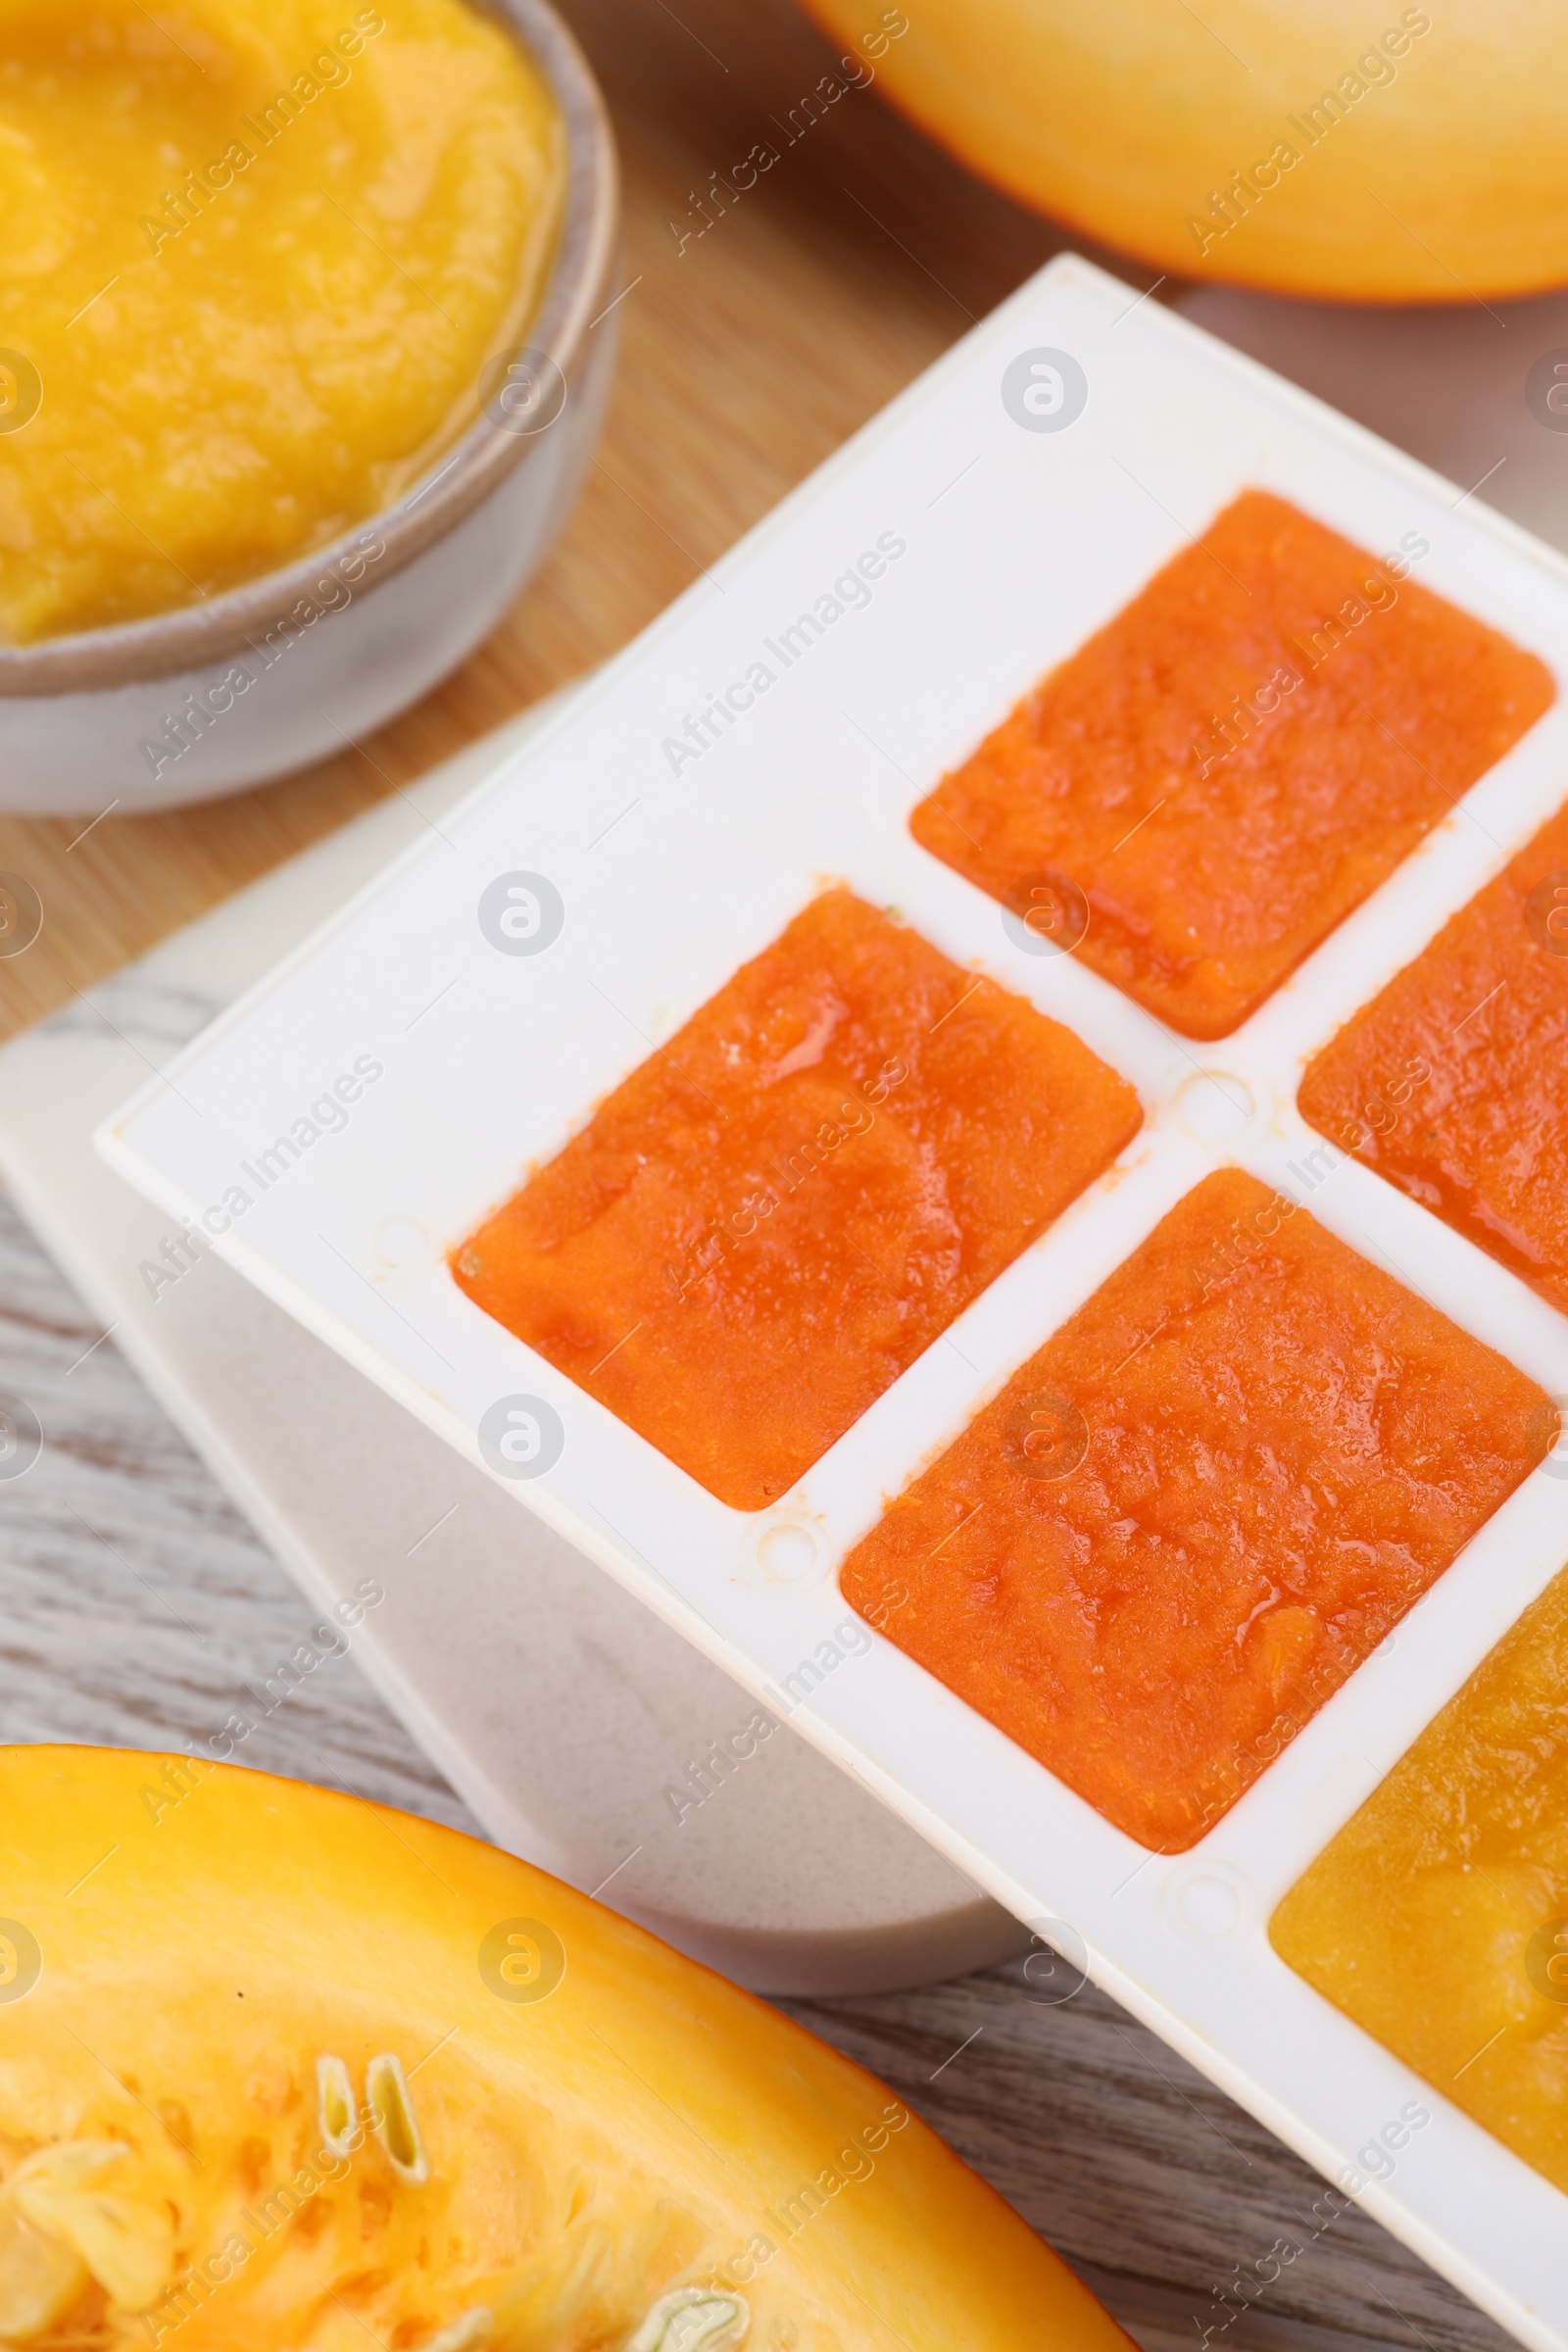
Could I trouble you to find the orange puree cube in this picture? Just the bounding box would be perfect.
[910,490,1553,1040]
[841,1169,1553,1850]
[1272,1566,1568,2197]
[452,889,1142,1511]
[1299,798,1568,1318]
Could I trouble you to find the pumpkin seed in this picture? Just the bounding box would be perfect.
[6,2143,172,2313]
[317,2053,358,2158]
[627,2286,750,2352]
[365,2052,427,2183]
[0,2201,89,2342]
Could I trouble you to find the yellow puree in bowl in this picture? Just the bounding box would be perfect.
[0,0,564,643]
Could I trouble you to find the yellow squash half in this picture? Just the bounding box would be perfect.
[0,1745,1131,2352]
[803,0,1568,302]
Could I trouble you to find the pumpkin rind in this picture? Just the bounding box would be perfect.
[800,0,1568,302]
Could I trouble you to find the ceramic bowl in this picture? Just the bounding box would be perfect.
[0,0,619,819]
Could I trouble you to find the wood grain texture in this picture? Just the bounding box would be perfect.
[0,1190,1513,2352]
[0,1191,473,1825]
[0,0,1125,1042]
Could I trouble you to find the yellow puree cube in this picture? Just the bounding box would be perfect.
[1272,1565,1568,2193]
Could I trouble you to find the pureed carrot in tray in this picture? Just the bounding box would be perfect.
[910,491,1554,1039]
[1300,797,1568,1315]
[453,890,1142,1510]
[841,1169,1555,1850]
[1272,1565,1568,2196]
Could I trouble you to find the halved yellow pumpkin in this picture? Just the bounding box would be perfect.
[802,0,1568,302]
[0,1746,1131,2352]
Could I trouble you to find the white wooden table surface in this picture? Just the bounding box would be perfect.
[0,1187,1513,2352]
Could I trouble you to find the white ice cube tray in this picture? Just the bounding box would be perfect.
[102,255,1568,2350]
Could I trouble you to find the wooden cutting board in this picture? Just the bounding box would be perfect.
[0,0,1126,1043]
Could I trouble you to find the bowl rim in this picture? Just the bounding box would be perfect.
[0,0,619,698]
